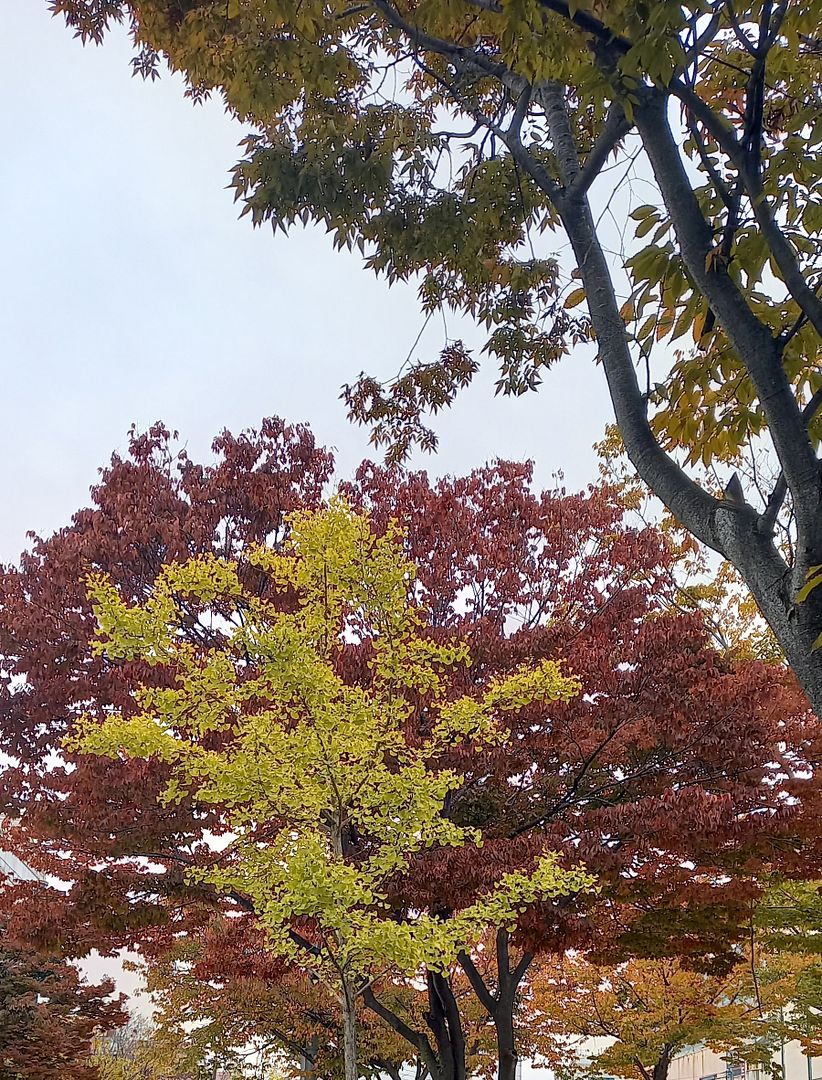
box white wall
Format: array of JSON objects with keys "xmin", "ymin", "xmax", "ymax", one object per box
[{"xmin": 669, "ymin": 1042, "xmax": 822, "ymax": 1080}]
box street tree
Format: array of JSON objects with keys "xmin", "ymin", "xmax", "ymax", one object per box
[{"xmin": 0, "ymin": 932, "xmax": 123, "ymax": 1080}]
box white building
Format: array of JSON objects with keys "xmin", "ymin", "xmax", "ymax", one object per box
[{"xmin": 668, "ymin": 1044, "xmax": 822, "ymax": 1080}]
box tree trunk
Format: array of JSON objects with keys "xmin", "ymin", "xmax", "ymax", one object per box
[
  {"xmin": 495, "ymin": 999, "xmax": 518, "ymax": 1080},
  {"xmin": 541, "ymin": 89, "xmax": 822, "ymax": 719},
  {"xmin": 714, "ymin": 508, "xmax": 822, "ymax": 712},
  {"xmin": 426, "ymin": 971, "xmax": 467, "ymax": 1080},
  {"xmin": 493, "ymin": 931, "xmax": 529, "ymax": 1080},
  {"xmin": 652, "ymin": 1047, "xmax": 673, "ymax": 1080},
  {"xmin": 458, "ymin": 931, "xmax": 529, "ymax": 1080},
  {"xmin": 341, "ymin": 975, "xmax": 359, "ymax": 1080}
]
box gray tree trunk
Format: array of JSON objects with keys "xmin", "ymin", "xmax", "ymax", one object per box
[{"xmin": 341, "ymin": 976, "xmax": 359, "ymax": 1080}]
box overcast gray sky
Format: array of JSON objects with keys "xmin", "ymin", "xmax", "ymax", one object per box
[{"xmin": 0, "ymin": 0, "xmax": 618, "ymax": 563}]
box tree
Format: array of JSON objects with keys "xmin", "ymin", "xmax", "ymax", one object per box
[
  {"xmin": 69, "ymin": 500, "xmax": 591, "ymax": 1080},
  {"xmin": 0, "ymin": 932, "xmax": 124, "ymax": 1080},
  {"xmin": 523, "ymin": 944, "xmax": 822, "ymax": 1080},
  {"xmin": 1, "ymin": 421, "xmax": 818, "ymax": 1080},
  {"xmin": 754, "ymin": 879, "xmax": 822, "ymax": 1051},
  {"xmin": 92, "ymin": 1018, "xmax": 168, "ymax": 1080},
  {"xmin": 52, "ymin": 0, "xmax": 822, "ymax": 710}
]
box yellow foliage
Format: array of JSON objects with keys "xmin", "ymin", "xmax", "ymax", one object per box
[{"xmin": 69, "ymin": 501, "xmax": 593, "ymax": 997}]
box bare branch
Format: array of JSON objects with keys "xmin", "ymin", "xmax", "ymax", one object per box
[
  {"xmin": 457, "ymin": 951, "xmax": 498, "ymax": 1016},
  {"xmin": 537, "ymin": 81, "xmax": 581, "ymax": 182},
  {"xmin": 569, "ymin": 103, "xmax": 631, "ymax": 198},
  {"xmin": 724, "ymin": 0, "xmax": 759, "ymax": 55}
]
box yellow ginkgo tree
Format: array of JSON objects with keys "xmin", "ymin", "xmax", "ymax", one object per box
[{"xmin": 69, "ymin": 501, "xmax": 592, "ymax": 1080}]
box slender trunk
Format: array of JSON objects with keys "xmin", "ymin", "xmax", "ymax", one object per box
[
  {"xmin": 426, "ymin": 971, "xmax": 467, "ymax": 1080},
  {"xmin": 493, "ymin": 932, "xmax": 529, "ymax": 1080},
  {"xmin": 459, "ymin": 931, "xmax": 529, "ymax": 1080},
  {"xmin": 341, "ymin": 975, "xmax": 359, "ymax": 1080}
]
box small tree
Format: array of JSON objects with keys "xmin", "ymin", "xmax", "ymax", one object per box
[
  {"xmin": 140, "ymin": 923, "xmax": 427, "ymax": 1079},
  {"xmin": 70, "ymin": 501, "xmax": 591, "ymax": 1080},
  {"xmin": 92, "ymin": 1015, "xmax": 248, "ymax": 1080},
  {"xmin": 754, "ymin": 879, "xmax": 822, "ymax": 1056}
]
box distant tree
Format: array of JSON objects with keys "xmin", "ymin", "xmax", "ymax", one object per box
[
  {"xmin": 524, "ymin": 947, "xmax": 822, "ymax": 1080},
  {"xmin": 141, "ymin": 920, "xmax": 431, "ymax": 1079},
  {"xmin": 0, "ymin": 933, "xmax": 123, "ymax": 1080},
  {"xmin": 754, "ymin": 879, "xmax": 822, "ymax": 1053},
  {"xmin": 92, "ymin": 1015, "xmax": 247, "ymax": 1080}
]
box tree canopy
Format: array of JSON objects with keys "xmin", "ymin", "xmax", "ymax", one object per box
[
  {"xmin": 524, "ymin": 945, "xmax": 822, "ymax": 1080},
  {"xmin": 2, "ymin": 419, "xmax": 820, "ymax": 1080},
  {"xmin": 51, "ymin": 0, "xmax": 822, "ymax": 711}
]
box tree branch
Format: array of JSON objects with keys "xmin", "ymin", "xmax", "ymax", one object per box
[
  {"xmin": 532, "ymin": 0, "xmax": 632, "ymax": 54},
  {"xmin": 511, "ymin": 950, "xmax": 534, "ymax": 986},
  {"xmin": 537, "ymin": 81, "xmax": 582, "ymax": 182},
  {"xmin": 670, "ymin": 79, "xmax": 822, "ymax": 343},
  {"xmin": 361, "ymin": 984, "xmax": 440, "ymax": 1077},
  {"xmin": 496, "ymin": 927, "xmax": 510, "ymax": 991},
  {"xmin": 634, "ymin": 90, "xmax": 821, "ymax": 536},
  {"xmin": 457, "ymin": 951, "xmax": 498, "ymax": 1016},
  {"xmin": 536, "ymin": 88, "xmax": 724, "ymax": 552},
  {"xmin": 677, "ymin": 6, "xmax": 724, "ymax": 73},
  {"xmin": 803, "ymin": 385, "xmax": 822, "ymax": 428},
  {"xmin": 372, "ymin": 0, "xmax": 516, "ymax": 86},
  {"xmin": 724, "ymin": 0, "xmax": 759, "ymax": 55},
  {"xmin": 686, "ymin": 113, "xmax": 734, "ymax": 209},
  {"xmin": 431, "ymin": 971, "xmax": 466, "ymax": 1077},
  {"xmin": 569, "ymin": 103, "xmax": 631, "ymax": 198}
]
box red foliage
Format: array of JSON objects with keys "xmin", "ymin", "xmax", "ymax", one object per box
[
  {"xmin": 0, "ymin": 933, "xmax": 124, "ymax": 1079},
  {"xmin": 0, "ymin": 419, "xmax": 333, "ymax": 956},
  {"xmin": 345, "ymin": 461, "xmax": 819, "ymax": 955}
]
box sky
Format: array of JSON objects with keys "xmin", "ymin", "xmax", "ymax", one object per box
[{"xmin": 0, "ymin": 0, "xmax": 616, "ymax": 565}]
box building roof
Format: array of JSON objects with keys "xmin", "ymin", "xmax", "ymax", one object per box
[{"xmin": 0, "ymin": 849, "xmax": 41, "ymax": 881}]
